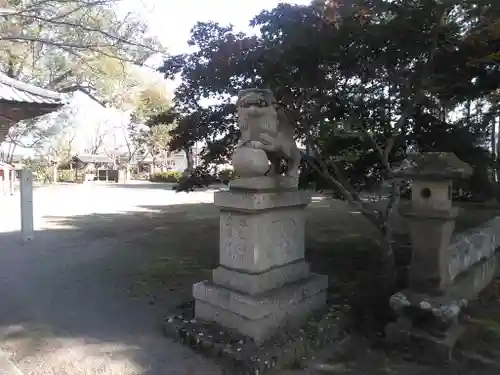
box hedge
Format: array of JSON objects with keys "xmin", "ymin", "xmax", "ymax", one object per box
[{"xmin": 149, "ymin": 171, "xmax": 183, "ymax": 183}]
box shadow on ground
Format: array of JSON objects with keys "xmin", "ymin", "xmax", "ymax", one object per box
[
  {"xmin": 0, "ymin": 201, "xmax": 223, "ymax": 375},
  {"xmin": 108, "ymin": 182, "xmax": 228, "ymax": 192}
]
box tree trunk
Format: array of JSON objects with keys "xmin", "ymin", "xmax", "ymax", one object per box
[
  {"xmin": 496, "ymin": 116, "xmax": 500, "ymax": 182},
  {"xmin": 466, "ymin": 100, "xmax": 472, "ymax": 127},
  {"xmin": 53, "ymin": 164, "xmax": 58, "ymax": 184},
  {"xmin": 184, "ymin": 146, "xmax": 194, "ymax": 172},
  {"xmin": 7, "ymin": 143, "xmax": 16, "ymax": 164},
  {"xmin": 492, "ymin": 116, "xmax": 497, "ymax": 181}
]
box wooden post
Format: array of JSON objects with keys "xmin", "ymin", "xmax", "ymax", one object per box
[
  {"xmin": 9, "ymin": 169, "xmax": 14, "ymax": 195},
  {"xmin": 20, "ymin": 169, "xmax": 34, "ymax": 242},
  {"xmin": 1, "ymin": 165, "xmax": 7, "ymax": 195}
]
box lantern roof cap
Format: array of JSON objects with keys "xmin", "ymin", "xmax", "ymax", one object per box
[{"xmin": 395, "ymin": 152, "xmax": 473, "ymax": 181}]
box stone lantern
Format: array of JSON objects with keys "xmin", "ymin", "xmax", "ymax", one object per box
[
  {"xmin": 386, "ymin": 152, "xmax": 474, "ymax": 358},
  {"xmin": 397, "ymin": 152, "xmax": 473, "ymax": 294}
]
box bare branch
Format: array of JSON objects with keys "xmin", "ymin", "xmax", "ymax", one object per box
[
  {"xmin": 6, "ymin": 11, "xmax": 159, "ymax": 56},
  {"xmin": 304, "ymin": 152, "xmax": 383, "ymax": 228},
  {"xmin": 0, "ymin": 36, "xmax": 158, "ymax": 68}
]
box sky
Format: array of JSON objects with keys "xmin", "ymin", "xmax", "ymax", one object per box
[
  {"xmin": 120, "ymin": 0, "xmax": 311, "ymax": 55},
  {"xmin": 118, "ymin": 0, "xmax": 313, "ymax": 109}
]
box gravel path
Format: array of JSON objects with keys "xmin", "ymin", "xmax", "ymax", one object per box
[{"xmin": 0, "ymin": 183, "xmax": 223, "ymax": 375}]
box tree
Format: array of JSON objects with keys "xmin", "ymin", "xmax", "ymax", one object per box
[
  {"xmin": 148, "ymin": 104, "xmax": 236, "ymax": 173},
  {"xmin": 37, "ymin": 103, "xmax": 78, "ymax": 163},
  {"xmin": 2, "ymin": 118, "xmax": 57, "ymax": 162},
  {"xmin": 0, "ymin": 0, "xmax": 166, "ymax": 154},
  {"xmin": 121, "ymin": 119, "xmax": 148, "ymax": 164},
  {"xmin": 132, "ymin": 85, "xmax": 171, "ymax": 122},
  {"xmin": 84, "ymin": 121, "xmax": 108, "ymax": 154},
  {"xmin": 0, "ymin": 0, "xmax": 163, "ymax": 85},
  {"xmin": 148, "ymin": 123, "xmax": 174, "ymax": 170},
  {"xmin": 153, "ymin": 0, "xmax": 500, "ymax": 292},
  {"xmin": 43, "ymin": 130, "xmax": 76, "ymax": 181},
  {"xmin": 116, "ymin": 84, "xmax": 173, "ymax": 168},
  {"xmin": 1, "ymin": 98, "xmax": 80, "ymax": 163}
]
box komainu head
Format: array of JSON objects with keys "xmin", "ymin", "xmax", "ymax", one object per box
[
  {"xmin": 236, "ymin": 88, "xmax": 276, "ymax": 109},
  {"xmin": 236, "ymin": 88, "xmax": 278, "ymax": 132}
]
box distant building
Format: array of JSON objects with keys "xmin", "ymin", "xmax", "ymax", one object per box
[
  {"xmin": 122, "ymin": 148, "xmax": 200, "ymax": 175},
  {"xmin": 71, "ymin": 154, "xmax": 114, "ymax": 171},
  {"xmin": 0, "ymin": 161, "xmax": 15, "ymax": 195},
  {"xmin": 165, "ymin": 150, "xmax": 189, "ymax": 172}
]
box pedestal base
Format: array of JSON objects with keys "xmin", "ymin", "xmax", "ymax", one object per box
[
  {"xmin": 164, "ymin": 301, "xmax": 345, "ymax": 375},
  {"xmin": 229, "ymin": 176, "xmax": 297, "ymax": 191},
  {"xmin": 386, "ymin": 253, "xmax": 500, "ymax": 362},
  {"xmin": 212, "ymin": 260, "xmax": 311, "ymax": 295},
  {"xmin": 385, "ymin": 321, "xmax": 465, "ymax": 364},
  {"xmin": 194, "ymin": 274, "xmax": 328, "ymax": 343}
]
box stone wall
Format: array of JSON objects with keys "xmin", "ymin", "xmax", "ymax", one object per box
[{"xmin": 448, "ymin": 217, "xmax": 500, "ymax": 282}]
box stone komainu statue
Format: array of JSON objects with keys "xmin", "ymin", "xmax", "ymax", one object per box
[{"xmin": 232, "ymin": 88, "xmax": 301, "ymax": 185}]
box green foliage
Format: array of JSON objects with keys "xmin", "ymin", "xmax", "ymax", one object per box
[
  {"xmin": 125, "ymin": 88, "xmax": 173, "ymax": 165},
  {"xmin": 217, "ymin": 168, "xmax": 236, "ymax": 184},
  {"xmin": 131, "ymin": 86, "xmax": 172, "ymax": 123},
  {"xmin": 57, "ymin": 169, "xmax": 75, "ymax": 183},
  {"xmin": 173, "ymin": 167, "xmax": 217, "ymax": 192},
  {"xmin": 149, "ymin": 171, "xmax": 183, "ymax": 183},
  {"xmin": 22, "ymin": 158, "xmax": 50, "ymax": 183}
]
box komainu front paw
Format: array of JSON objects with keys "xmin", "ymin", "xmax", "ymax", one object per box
[{"xmin": 249, "ymin": 141, "xmax": 265, "ymax": 148}]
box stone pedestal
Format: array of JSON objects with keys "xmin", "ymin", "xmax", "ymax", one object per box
[
  {"xmin": 193, "ymin": 188, "xmax": 327, "ymax": 343},
  {"xmin": 164, "ymin": 88, "xmax": 338, "ymax": 373},
  {"xmin": 229, "ymin": 176, "xmax": 297, "ymax": 191}
]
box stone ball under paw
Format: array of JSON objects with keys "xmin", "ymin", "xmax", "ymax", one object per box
[{"xmin": 232, "ymin": 147, "xmax": 269, "ymax": 177}]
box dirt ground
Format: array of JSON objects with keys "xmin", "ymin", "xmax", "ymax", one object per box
[
  {"xmin": 1, "ymin": 183, "xmax": 500, "ymax": 375},
  {"xmin": 0, "ymin": 183, "xmax": 223, "ymax": 375}
]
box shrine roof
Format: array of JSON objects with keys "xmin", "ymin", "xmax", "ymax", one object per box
[{"xmin": 0, "ymin": 72, "xmax": 66, "ymax": 105}]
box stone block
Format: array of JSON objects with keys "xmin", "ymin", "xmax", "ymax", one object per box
[
  {"xmin": 212, "ymin": 260, "xmax": 310, "ymax": 295},
  {"xmin": 214, "ymin": 189, "xmax": 311, "ymax": 212},
  {"xmin": 411, "ymin": 180, "xmax": 452, "ymax": 211},
  {"xmin": 385, "ymin": 321, "xmax": 465, "ymax": 364},
  {"xmin": 163, "ymin": 302, "xmax": 346, "ymax": 375},
  {"xmin": 194, "ymin": 274, "xmax": 327, "ymax": 319},
  {"xmin": 404, "ymin": 213, "xmax": 457, "ymax": 293},
  {"xmin": 229, "ymin": 176, "xmax": 297, "ymax": 191},
  {"xmin": 219, "ymin": 206, "xmax": 307, "ymax": 273},
  {"xmin": 193, "ymin": 274, "xmax": 328, "ymax": 343},
  {"xmin": 448, "ymin": 216, "xmax": 500, "ymax": 282},
  {"xmin": 390, "ymin": 254, "xmax": 500, "ymax": 329},
  {"xmin": 447, "ymin": 253, "xmax": 499, "ymax": 301}
]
